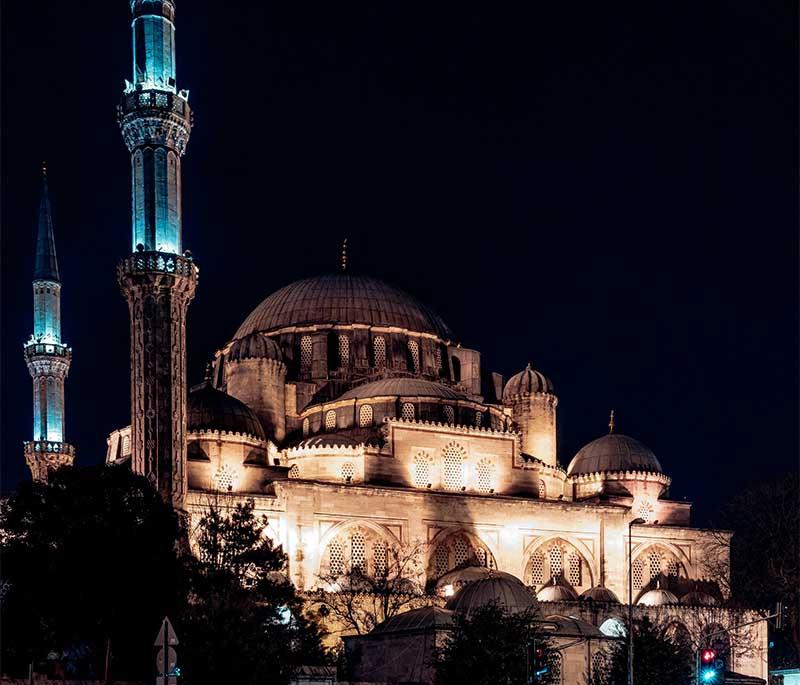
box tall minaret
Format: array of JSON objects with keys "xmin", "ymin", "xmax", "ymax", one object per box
[
  {"xmin": 24, "ymin": 164, "xmax": 75, "ymax": 481},
  {"xmin": 117, "ymin": 0, "xmax": 197, "ymax": 510}
]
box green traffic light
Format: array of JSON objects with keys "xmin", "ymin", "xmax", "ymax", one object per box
[{"xmin": 700, "ymin": 667, "xmax": 719, "ymax": 683}]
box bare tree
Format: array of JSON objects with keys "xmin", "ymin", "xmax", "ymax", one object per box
[{"xmin": 313, "ymin": 539, "xmax": 430, "ymax": 636}]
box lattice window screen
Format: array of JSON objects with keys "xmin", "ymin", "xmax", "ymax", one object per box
[
  {"xmin": 374, "ymin": 541, "xmax": 387, "ymax": 578},
  {"xmin": 453, "ymin": 537, "xmax": 470, "ymax": 567},
  {"xmin": 359, "ymin": 404, "xmax": 373, "ymax": 427},
  {"xmin": 443, "ymin": 405, "xmax": 455, "ymax": 424},
  {"xmin": 549, "ymin": 546, "xmax": 563, "ymax": 579},
  {"xmin": 329, "ymin": 539, "xmax": 344, "ymax": 576},
  {"xmin": 549, "ymin": 652, "xmax": 563, "ymax": 684},
  {"xmin": 648, "ymin": 551, "xmax": 662, "ymax": 580},
  {"xmin": 300, "ymin": 335, "xmax": 313, "ymax": 369},
  {"xmin": 442, "ymin": 444, "xmax": 465, "ymax": 491},
  {"xmin": 215, "ymin": 465, "xmax": 234, "ymax": 491},
  {"xmin": 338, "ymin": 335, "xmax": 350, "ymax": 366},
  {"xmin": 401, "ymin": 402, "xmax": 415, "ymax": 421},
  {"xmin": 373, "ymin": 336, "xmax": 386, "ymax": 367},
  {"xmin": 434, "ymin": 346, "xmax": 442, "ymax": 372},
  {"xmin": 638, "ymin": 501, "xmax": 654, "ymax": 523},
  {"xmin": 288, "ymin": 464, "xmax": 300, "ymax": 479},
  {"xmin": 475, "ymin": 411, "xmax": 483, "ymax": 427},
  {"xmin": 341, "ymin": 462, "xmax": 355, "ymax": 483},
  {"xmin": 435, "ymin": 545, "xmax": 449, "ymax": 577},
  {"xmin": 325, "ymin": 410, "xmax": 337, "ymax": 430},
  {"xmin": 538, "ymin": 480, "xmax": 546, "ymax": 499},
  {"xmin": 408, "ymin": 340, "xmax": 420, "ymax": 373},
  {"xmin": 530, "ymin": 553, "xmax": 545, "ymax": 584},
  {"xmin": 667, "ymin": 559, "xmax": 679, "ymax": 577},
  {"xmin": 302, "ymin": 418, "xmax": 309, "ymax": 436},
  {"xmin": 413, "ymin": 453, "xmax": 431, "ymax": 488},
  {"xmin": 476, "ymin": 548, "xmax": 487, "ymax": 567},
  {"xmin": 632, "ymin": 559, "xmax": 645, "ymax": 589},
  {"xmin": 568, "ymin": 554, "xmax": 582, "ymax": 586},
  {"xmin": 351, "ymin": 533, "xmax": 366, "ymax": 572},
  {"xmin": 592, "ymin": 653, "xmax": 607, "ymax": 684},
  {"xmin": 476, "ymin": 458, "xmax": 494, "ymax": 493}
]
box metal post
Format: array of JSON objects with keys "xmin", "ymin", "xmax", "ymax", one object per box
[{"xmin": 628, "ymin": 518, "xmax": 644, "ymax": 685}]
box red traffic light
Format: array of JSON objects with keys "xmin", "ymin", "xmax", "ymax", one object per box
[{"xmin": 701, "ymin": 648, "xmax": 717, "ymax": 664}]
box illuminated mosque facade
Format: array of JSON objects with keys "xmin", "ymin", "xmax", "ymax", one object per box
[{"xmin": 24, "ymin": 2, "xmax": 768, "ymax": 682}]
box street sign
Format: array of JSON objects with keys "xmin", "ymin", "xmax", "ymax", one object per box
[
  {"xmin": 154, "ymin": 617, "xmax": 180, "ymax": 685},
  {"xmin": 156, "ymin": 647, "xmax": 177, "ymax": 675},
  {"xmin": 154, "ymin": 617, "xmax": 179, "ymax": 647}
]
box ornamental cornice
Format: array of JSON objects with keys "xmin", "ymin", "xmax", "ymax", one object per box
[
  {"xmin": 568, "ymin": 469, "xmax": 671, "ymax": 486},
  {"xmin": 226, "ymin": 357, "xmax": 287, "ymax": 373},
  {"xmin": 503, "ymin": 390, "xmax": 559, "ymax": 406},
  {"xmin": 284, "ymin": 443, "xmax": 365, "ymax": 457},
  {"xmin": 301, "ymin": 394, "xmax": 502, "ymax": 418},
  {"xmin": 187, "ymin": 429, "xmax": 269, "ymax": 448},
  {"xmin": 224, "ymin": 323, "xmax": 453, "ymax": 346},
  {"xmin": 384, "ymin": 416, "xmax": 515, "ymax": 439}
]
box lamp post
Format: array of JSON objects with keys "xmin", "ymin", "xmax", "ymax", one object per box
[{"xmin": 628, "ymin": 517, "xmax": 645, "ymax": 685}]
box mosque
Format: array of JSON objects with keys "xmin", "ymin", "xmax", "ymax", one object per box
[{"xmin": 23, "ymin": 1, "xmax": 768, "ymax": 683}]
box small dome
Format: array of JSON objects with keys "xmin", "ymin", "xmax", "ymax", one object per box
[
  {"xmin": 445, "ymin": 575, "xmax": 539, "ymax": 617},
  {"xmin": 234, "ymin": 273, "xmax": 453, "ymax": 340},
  {"xmin": 567, "ymin": 433, "xmax": 663, "ymax": 477},
  {"xmin": 637, "ymin": 587, "xmax": 679, "ymax": 606},
  {"xmin": 227, "ymin": 332, "xmax": 282, "ymax": 362},
  {"xmin": 503, "ymin": 364, "xmax": 554, "ymax": 401},
  {"xmin": 188, "ymin": 382, "xmax": 266, "ymax": 440},
  {"xmin": 338, "ymin": 377, "xmax": 468, "ymax": 402},
  {"xmin": 544, "ymin": 615, "xmax": 605, "ymax": 639},
  {"xmin": 680, "ymin": 591, "xmax": 717, "ymax": 606},
  {"xmin": 371, "ymin": 606, "xmax": 454, "ymax": 634},
  {"xmin": 536, "ymin": 580, "xmax": 579, "ymax": 602},
  {"xmin": 435, "ymin": 567, "xmax": 523, "ymax": 594},
  {"xmin": 294, "ymin": 433, "xmax": 363, "ymax": 450},
  {"xmin": 580, "ymin": 586, "xmax": 620, "ymax": 603}
]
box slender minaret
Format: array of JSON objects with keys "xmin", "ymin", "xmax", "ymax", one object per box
[
  {"xmin": 24, "ymin": 164, "xmax": 75, "ymax": 481},
  {"xmin": 117, "ymin": 0, "xmax": 197, "ymax": 510}
]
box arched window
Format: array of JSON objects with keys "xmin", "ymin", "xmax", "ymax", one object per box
[
  {"xmin": 338, "ymin": 334, "xmax": 350, "ymax": 367},
  {"xmin": 372, "ymin": 336, "xmax": 386, "ymax": 367},
  {"xmin": 323, "ymin": 527, "xmax": 394, "ymax": 580},
  {"xmin": 648, "ymin": 551, "xmax": 663, "ymax": 580},
  {"xmin": 302, "ymin": 418, "xmax": 310, "ymax": 436},
  {"xmin": 548, "ymin": 546, "xmax": 563, "ymax": 579},
  {"xmin": 632, "ymin": 559, "xmax": 645, "ymax": 589},
  {"xmin": 325, "ymin": 410, "xmax": 337, "ymax": 430},
  {"xmin": 300, "ymin": 335, "xmax": 313, "ymax": 370},
  {"xmin": 435, "ymin": 545, "xmax": 449, "ymax": 577},
  {"xmin": 538, "ymin": 480, "xmax": 546, "ymax": 499},
  {"xmin": 549, "ymin": 652, "xmax": 562, "ymax": 684},
  {"xmin": 341, "ymin": 462, "xmax": 355, "ymax": 483},
  {"xmin": 443, "ymin": 405, "xmax": 455, "ymax": 424},
  {"xmin": 400, "ymin": 402, "xmax": 415, "ymax": 421},
  {"xmin": 474, "ymin": 411, "xmax": 483, "ymax": 427},
  {"xmin": 592, "ymin": 652, "xmax": 608, "ymax": 684},
  {"xmin": 666, "ymin": 559, "xmax": 679, "ymax": 576},
  {"xmin": 429, "ymin": 531, "xmax": 495, "ymax": 580},
  {"xmin": 122, "ymin": 433, "xmax": 132, "ymax": 456},
  {"xmin": 476, "ymin": 458, "xmax": 494, "ymax": 493},
  {"xmin": 329, "ymin": 539, "xmax": 344, "ymax": 576},
  {"xmin": 529, "ymin": 553, "xmax": 545, "ymax": 585},
  {"xmin": 413, "ymin": 453, "xmax": 433, "ymax": 488},
  {"xmin": 351, "ymin": 533, "xmax": 366, "ymax": 572},
  {"xmin": 638, "ymin": 500, "xmax": 655, "ymax": 523},
  {"xmin": 288, "ymin": 464, "xmax": 300, "ymax": 479},
  {"xmin": 452, "ymin": 356, "xmax": 461, "ymax": 383},
  {"xmin": 434, "ymin": 346, "xmax": 443, "ymax": 374},
  {"xmin": 373, "ymin": 541, "xmax": 388, "ymax": 578},
  {"xmin": 453, "ymin": 536, "xmax": 470, "ymax": 567},
  {"xmin": 568, "ymin": 553, "xmax": 582, "ymax": 586},
  {"xmin": 214, "ymin": 465, "xmax": 235, "ymax": 491},
  {"xmin": 359, "ymin": 404, "xmax": 373, "ymax": 428},
  {"xmin": 407, "ymin": 340, "xmax": 420, "ymax": 373},
  {"xmin": 442, "ymin": 443, "xmax": 466, "ymax": 491}
]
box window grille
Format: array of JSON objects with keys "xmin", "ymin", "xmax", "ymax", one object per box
[
  {"xmin": 549, "ymin": 546, "xmax": 563, "ymax": 579},
  {"xmin": 638, "ymin": 501, "xmax": 654, "ymax": 523},
  {"xmin": 215, "ymin": 465, "xmax": 234, "ymax": 491},
  {"xmin": 122, "ymin": 434, "xmax": 131, "ymax": 456},
  {"xmin": 453, "ymin": 536, "xmax": 470, "ymax": 567},
  {"xmin": 300, "ymin": 335, "xmax": 313, "ymax": 370},
  {"xmin": 288, "ymin": 464, "xmax": 300, "ymax": 479},
  {"xmin": 413, "ymin": 453, "xmax": 432, "ymax": 488},
  {"xmin": 351, "ymin": 533, "xmax": 366, "ymax": 572},
  {"xmin": 592, "ymin": 653, "xmax": 607, "ymax": 684},
  {"xmin": 443, "ymin": 405, "xmax": 455, "ymax": 424},
  {"xmin": 329, "ymin": 539, "xmax": 344, "ymax": 576},
  {"xmin": 632, "ymin": 559, "xmax": 644, "ymax": 589},
  {"xmin": 538, "ymin": 480, "xmax": 546, "ymax": 499},
  {"xmin": 373, "ymin": 336, "xmax": 386, "ymax": 367},
  {"xmin": 530, "ymin": 553, "xmax": 545, "ymax": 584},
  {"xmin": 155, "ymin": 92, "xmax": 168, "ymax": 107},
  {"xmin": 666, "ymin": 559, "xmax": 679, "ymax": 577},
  {"xmin": 374, "ymin": 541, "xmax": 387, "ymax": 578},
  {"xmin": 359, "ymin": 404, "xmax": 373, "ymax": 427},
  {"xmin": 401, "ymin": 402, "xmax": 415, "ymax": 421},
  {"xmin": 549, "ymin": 652, "xmax": 562, "ymax": 684},
  {"xmin": 474, "ymin": 411, "xmax": 483, "ymax": 427},
  {"xmin": 476, "ymin": 458, "xmax": 494, "ymax": 493},
  {"xmin": 341, "ymin": 462, "xmax": 355, "ymax": 483},
  {"xmin": 442, "ymin": 443, "xmax": 465, "ymax": 490},
  {"xmin": 435, "ymin": 545, "xmax": 449, "ymax": 577},
  {"xmin": 408, "ymin": 340, "xmax": 420, "ymax": 373},
  {"xmin": 338, "ymin": 335, "xmax": 350, "ymax": 366},
  {"xmin": 434, "ymin": 346, "xmax": 443, "ymax": 372},
  {"xmin": 476, "ymin": 548, "xmax": 487, "ymax": 567},
  {"xmin": 302, "ymin": 418, "xmax": 309, "ymax": 436},
  {"xmin": 648, "ymin": 551, "xmax": 662, "ymax": 580},
  {"xmin": 325, "ymin": 410, "xmax": 337, "ymax": 430},
  {"xmin": 568, "ymin": 554, "xmax": 582, "ymax": 586}
]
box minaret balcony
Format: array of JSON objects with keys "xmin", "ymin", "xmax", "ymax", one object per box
[
  {"xmin": 119, "ymin": 88, "xmax": 190, "ymax": 118},
  {"xmin": 24, "ymin": 339, "xmax": 71, "ymax": 361},
  {"xmin": 119, "ymin": 250, "xmax": 198, "ymax": 278},
  {"xmin": 118, "ymin": 89, "xmax": 192, "ymax": 154},
  {"xmin": 24, "ymin": 441, "xmax": 75, "ymax": 457}
]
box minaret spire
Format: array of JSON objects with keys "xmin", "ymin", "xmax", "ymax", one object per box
[
  {"xmin": 117, "ymin": 0, "xmax": 196, "ymax": 510},
  {"xmin": 24, "ymin": 165, "xmax": 75, "ymax": 481}
]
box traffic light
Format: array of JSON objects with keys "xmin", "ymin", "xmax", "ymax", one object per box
[
  {"xmin": 529, "ymin": 640, "xmax": 549, "ymax": 681},
  {"xmin": 698, "ymin": 647, "xmax": 725, "ymax": 684}
]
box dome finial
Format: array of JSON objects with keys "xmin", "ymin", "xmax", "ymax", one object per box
[
  {"xmin": 341, "ymin": 237, "xmax": 348, "ymax": 272},
  {"xmin": 204, "ymin": 361, "xmax": 213, "ymax": 382},
  {"xmin": 41, "ymin": 160, "xmax": 48, "ymax": 178},
  {"xmin": 608, "ymin": 409, "xmax": 615, "ymax": 434}
]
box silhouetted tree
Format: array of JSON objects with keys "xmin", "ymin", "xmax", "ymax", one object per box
[{"xmin": 0, "ymin": 464, "xmax": 185, "ymax": 679}]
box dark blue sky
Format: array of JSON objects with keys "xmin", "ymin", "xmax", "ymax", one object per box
[{"xmin": 2, "ymin": 1, "xmax": 797, "ymax": 524}]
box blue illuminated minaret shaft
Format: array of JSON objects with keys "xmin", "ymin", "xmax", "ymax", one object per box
[
  {"xmin": 24, "ymin": 165, "xmax": 75, "ymax": 481},
  {"xmin": 118, "ymin": 0, "xmax": 197, "ymax": 510}
]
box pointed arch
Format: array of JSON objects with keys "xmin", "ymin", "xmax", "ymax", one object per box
[
  {"xmin": 426, "ymin": 528, "xmax": 497, "ymax": 581},
  {"xmin": 523, "ymin": 536, "xmax": 595, "ymax": 591}
]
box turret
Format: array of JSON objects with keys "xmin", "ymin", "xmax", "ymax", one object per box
[
  {"xmin": 24, "ymin": 164, "xmax": 75, "ymax": 481},
  {"xmin": 503, "ymin": 363, "xmax": 558, "ymax": 467}
]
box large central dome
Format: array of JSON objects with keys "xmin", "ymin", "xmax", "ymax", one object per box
[{"xmin": 234, "ymin": 274, "xmax": 453, "ymax": 340}]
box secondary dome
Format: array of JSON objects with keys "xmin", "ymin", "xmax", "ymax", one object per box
[
  {"xmin": 536, "ymin": 580, "xmax": 579, "ymax": 602},
  {"xmin": 339, "ymin": 377, "xmax": 468, "ymax": 402},
  {"xmin": 580, "ymin": 586, "xmax": 620, "ymax": 603},
  {"xmin": 680, "ymin": 591, "xmax": 717, "ymax": 606},
  {"xmin": 371, "ymin": 606, "xmax": 454, "ymax": 635},
  {"xmin": 503, "ymin": 363, "xmax": 554, "ymax": 401},
  {"xmin": 445, "ymin": 575, "xmax": 539, "ymax": 617},
  {"xmin": 567, "ymin": 433, "xmax": 662, "ymax": 477},
  {"xmin": 637, "ymin": 587, "xmax": 679, "ymax": 607},
  {"xmin": 435, "ymin": 567, "xmax": 523, "ymax": 595},
  {"xmin": 234, "ymin": 274, "xmax": 453, "ymax": 340},
  {"xmin": 227, "ymin": 332, "xmax": 282, "ymax": 362},
  {"xmin": 188, "ymin": 382, "xmax": 266, "ymax": 440}
]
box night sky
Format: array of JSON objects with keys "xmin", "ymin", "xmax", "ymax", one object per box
[{"xmin": 2, "ymin": 2, "xmax": 797, "ymax": 524}]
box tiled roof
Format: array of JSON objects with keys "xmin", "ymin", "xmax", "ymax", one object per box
[{"xmin": 567, "ymin": 433, "xmax": 662, "ymax": 477}]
